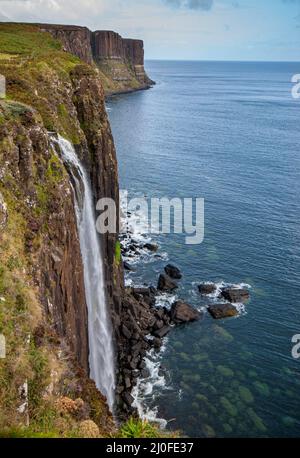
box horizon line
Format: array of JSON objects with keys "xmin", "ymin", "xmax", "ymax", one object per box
[{"xmin": 145, "ymin": 58, "xmax": 300, "ymax": 63}]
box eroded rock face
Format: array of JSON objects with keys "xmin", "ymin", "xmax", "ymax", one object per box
[
  {"xmin": 0, "ymin": 109, "xmax": 89, "ymax": 371},
  {"xmin": 39, "ymin": 24, "xmax": 93, "ymax": 64},
  {"xmin": 92, "ymin": 30, "xmax": 125, "ymax": 60}
]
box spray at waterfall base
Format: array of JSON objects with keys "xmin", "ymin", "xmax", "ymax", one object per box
[{"xmin": 96, "ymin": 191, "xmax": 205, "ymax": 246}]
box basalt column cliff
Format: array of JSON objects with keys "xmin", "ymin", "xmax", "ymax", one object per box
[{"xmin": 38, "ymin": 24, "xmax": 154, "ymax": 95}]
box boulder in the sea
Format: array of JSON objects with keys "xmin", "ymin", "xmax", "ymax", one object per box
[
  {"xmin": 122, "ymin": 391, "xmax": 134, "ymax": 406},
  {"xmin": 157, "ymin": 273, "xmax": 178, "ymax": 291},
  {"xmin": 198, "ymin": 283, "xmax": 216, "ymax": 295},
  {"xmin": 164, "ymin": 264, "xmax": 182, "ymax": 280},
  {"xmin": 208, "ymin": 303, "xmax": 238, "ymax": 319},
  {"xmin": 153, "ymin": 325, "xmax": 171, "ymax": 339},
  {"xmin": 123, "ymin": 261, "xmax": 135, "ymax": 271},
  {"xmin": 170, "ymin": 300, "xmax": 201, "ymax": 324},
  {"xmin": 221, "ymin": 288, "xmax": 250, "ymax": 303},
  {"xmin": 144, "ymin": 243, "xmax": 158, "ymax": 252}
]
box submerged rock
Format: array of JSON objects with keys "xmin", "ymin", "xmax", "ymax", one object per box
[
  {"xmin": 208, "ymin": 303, "xmax": 238, "ymax": 319},
  {"xmin": 144, "ymin": 242, "xmax": 158, "ymax": 252},
  {"xmin": 164, "ymin": 264, "xmax": 182, "ymax": 279},
  {"xmin": 123, "ymin": 261, "xmax": 135, "ymax": 271},
  {"xmin": 220, "ymin": 287, "xmax": 250, "ymax": 303},
  {"xmin": 198, "ymin": 283, "xmax": 216, "ymax": 295},
  {"xmin": 157, "ymin": 273, "xmax": 178, "ymax": 291},
  {"xmin": 170, "ymin": 300, "xmax": 201, "ymax": 324}
]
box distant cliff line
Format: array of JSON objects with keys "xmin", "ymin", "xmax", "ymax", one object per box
[{"xmin": 37, "ymin": 23, "xmax": 154, "ymax": 95}]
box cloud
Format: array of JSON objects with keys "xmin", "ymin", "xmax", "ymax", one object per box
[{"xmin": 163, "ymin": 0, "xmax": 213, "ymax": 11}]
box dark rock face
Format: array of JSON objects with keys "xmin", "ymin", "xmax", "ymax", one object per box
[
  {"xmin": 116, "ymin": 288, "xmax": 171, "ymax": 415},
  {"xmin": 123, "ymin": 39, "xmax": 144, "ymax": 65},
  {"xmin": 157, "ymin": 273, "xmax": 178, "ymax": 291},
  {"xmin": 0, "ymin": 111, "xmax": 89, "ymax": 372},
  {"xmin": 92, "ymin": 30, "xmax": 125, "ymax": 60},
  {"xmin": 220, "ymin": 288, "xmax": 250, "ymax": 303},
  {"xmin": 208, "ymin": 303, "xmax": 238, "ymax": 319},
  {"xmin": 164, "ymin": 264, "xmax": 182, "ymax": 280},
  {"xmin": 170, "ymin": 301, "xmax": 201, "ymax": 324},
  {"xmin": 198, "ymin": 283, "xmax": 216, "ymax": 295},
  {"xmin": 132, "ymin": 287, "xmax": 156, "ymax": 307}
]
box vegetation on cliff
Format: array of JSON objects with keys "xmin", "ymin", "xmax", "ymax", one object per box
[
  {"xmin": 0, "ymin": 23, "xmax": 113, "ymax": 438},
  {"xmin": 0, "ymin": 22, "xmax": 166, "ymax": 439}
]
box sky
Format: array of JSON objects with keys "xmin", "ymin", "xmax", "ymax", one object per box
[{"xmin": 0, "ymin": 0, "xmax": 299, "ymax": 61}]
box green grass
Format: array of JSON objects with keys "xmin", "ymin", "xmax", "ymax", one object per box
[
  {"xmin": 115, "ymin": 241, "xmax": 122, "ymax": 267},
  {"xmin": 0, "ymin": 23, "xmax": 61, "ymax": 56},
  {"xmin": 118, "ymin": 418, "xmax": 161, "ymax": 438}
]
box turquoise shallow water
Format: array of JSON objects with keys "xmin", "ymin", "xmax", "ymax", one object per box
[{"xmin": 107, "ymin": 61, "xmax": 300, "ymax": 437}]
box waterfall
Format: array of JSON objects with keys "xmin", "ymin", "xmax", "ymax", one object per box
[{"xmin": 53, "ymin": 135, "xmax": 115, "ymax": 411}]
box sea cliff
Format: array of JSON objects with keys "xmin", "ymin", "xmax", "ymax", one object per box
[{"xmin": 38, "ymin": 24, "xmax": 154, "ymax": 95}]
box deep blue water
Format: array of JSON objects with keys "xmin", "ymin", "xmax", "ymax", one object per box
[{"xmin": 107, "ymin": 61, "xmax": 300, "ymax": 438}]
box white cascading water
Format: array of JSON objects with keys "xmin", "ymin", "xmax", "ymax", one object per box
[{"xmin": 53, "ymin": 135, "xmax": 115, "ymax": 411}]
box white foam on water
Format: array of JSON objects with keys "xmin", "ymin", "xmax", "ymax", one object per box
[
  {"xmin": 155, "ymin": 292, "xmax": 178, "ymax": 310},
  {"xmin": 195, "ymin": 280, "xmax": 251, "ymax": 316},
  {"xmin": 132, "ymin": 345, "xmax": 169, "ymax": 429}
]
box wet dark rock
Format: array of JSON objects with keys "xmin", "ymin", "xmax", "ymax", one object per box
[
  {"xmin": 141, "ymin": 368, "xmax": 150, "ymax": 379},
  {"xmin": 132, "ymin": 287, "xmax": 156, "ymax": 307},
  {"xmin": 157, "ymin": 273, "xmax": 178, "ymax": 291},
  {"xmin": 155, "ymin": 308, "xmax": 165, "ymax": 320},
  {"xmin": 164, "ymin": 264, "xmax": 182, "ymax": 280},
  {"xmin": 208, "ymin": 303, "xmax": 238, "ymax": 319},
  {"xmin": 123, "ymin": 261, "xmax": 135, "ymax": 271},
  {"xmin": 198, "ymin": 283, "xmax": 216, "ymax": 295},
  {"xmin": 122, "ymin": 391, "xmax": 134, "ymax": 406},
  {"xmin": 153, "ymin": 325, "xmax": 171, "ymax": 339},
  {"xmin": 153, "ymin": 319, "xmax": 164, "ymax": 331},
  {"xmin": 170, "ymin": 300, "xmax": 201, "ymax": 324},
  {"xmin": 144, "ymin": 243, "xmax": 158, "ymax": 252},
  {"xmin": 153, "ymin": 337, "xmax": 162, "ymax": 349},
  {"xmin": 220, "ymin": 288, "xmax": 250, "ymax": 303}
]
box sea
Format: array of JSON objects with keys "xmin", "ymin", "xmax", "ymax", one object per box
[{"xmin": 107, "ymin": 60, "xmax": 300, "ymax": 438}]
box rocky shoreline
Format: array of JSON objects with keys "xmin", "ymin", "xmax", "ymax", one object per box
[{"xmin": 116, "ymin": 219, "xmax": 251, "ymax": 416}]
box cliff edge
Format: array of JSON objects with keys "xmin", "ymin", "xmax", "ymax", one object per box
[{"xmin": 38, "ymin": 23, "xmax": 154, "ymax": 95}]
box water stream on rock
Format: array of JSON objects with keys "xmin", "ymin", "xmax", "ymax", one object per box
[{"xmin": 54, "ymin": 135, "xmax": 115, "ymax": 411}]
